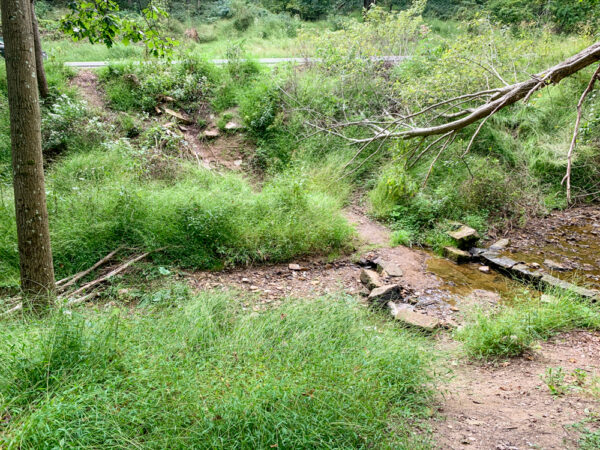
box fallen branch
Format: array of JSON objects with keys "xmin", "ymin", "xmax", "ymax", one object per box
[
  {"xmin": 58, "ymin": 247, "xmax": 123, "ymax": 291},
  {"xmin": 562, "ymin": 64, "xmax": 600, "ymax": 203},
  {"xmin": 68, "ymin": 250, "xmax": 161, "ymax": 298}
]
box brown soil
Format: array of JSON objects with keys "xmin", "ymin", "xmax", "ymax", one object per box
[
  {"xmin": 70, "ymin": 70, "xmax": 105, "ymax": 109},
  {"xmin": 434, "ymin": 331, "xmax": 600, "ymax": 449},
  {"xmin": 182, "ymin": 126, "xmax": 253, "ymax": 172}
]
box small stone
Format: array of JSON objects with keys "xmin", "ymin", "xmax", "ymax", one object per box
[
  {"xmin": 444, "ymin": 246, "xmax": 471, "ymax": 264},
  {"xmin": 447, "ymin": 225, "xmax": 480, "ymax": 250},
  {"xmin": 288, "ymin": 263, "xmax": 303, "ymax": 271},
  {"xmin": 203, "ymin": 128, "xmax": 220, "ymax": 139},
  {"xmin": 368, "ymin": 285, "xmax": 404, "ymax": 305},
  {"xmin": 360, "ymin": 269, "xmax": 383, "ymax": 290},
  {"xmin": 529, "ymin": 262, "xmax": 541, "ymax": 269},
  {"xmin": 250, "ymin": 285, "xmax": 259, "ymax": 291},
  {"xmin": 544, "ymin": 259, "xmax": 570, "ymax": 272},
  {"xmin": 241, "ymin": 278, "xmax": 251, "ymax": 284},
  {"xmin": 479, "ymin": 265, "xmax": 491, "ymax": 274},
  {"xmin": 225, "ymin": 121, "xmax": 242, "ymax": 131}
]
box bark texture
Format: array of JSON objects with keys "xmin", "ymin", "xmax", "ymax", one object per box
[
  {"xmin": 31, "ymin": 0, "xmax": 49, "ymax": 99},
  {"xmin": 1, "ymin": 0, "xmax": 55, "ymax": 300}
]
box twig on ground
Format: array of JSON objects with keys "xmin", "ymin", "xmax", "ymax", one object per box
[{"xmin": 58, "ymin": 247, "xmax": 123, "ymax": 291}]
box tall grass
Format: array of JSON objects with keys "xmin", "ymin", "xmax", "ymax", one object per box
[
  {"xmin": 456, "ymin": 291, "xmax": 600, "ymax": 359},
  {"xmin": 0, "ymin": 292, "xmax": 435, "ymax": 448}
]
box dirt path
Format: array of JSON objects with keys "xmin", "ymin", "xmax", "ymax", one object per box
[
  {"xmin": 70, "ymin": 70, "xmax": 105, "ymax": 109},
  {"xmin": 435, "ymin": 331, "xmax": 600, "ymax": 449}
]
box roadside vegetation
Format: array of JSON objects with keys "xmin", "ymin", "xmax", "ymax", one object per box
[{"xmin": 1, "ymin": 0, "xmax": 599, "ymax": 447}]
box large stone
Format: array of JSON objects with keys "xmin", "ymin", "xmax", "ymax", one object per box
[
  {"xmin": 360, "ymin": 269, "xmax": 383, "ymax": 290},
  {"xmin": 389, "ymin": 303, "xmax": 441, "ymax": 331},
  {"xmin": 489, "ymin": 238, "xmax": 510, "ymax": 251},
  {"xmin": 541, "ymin": 274, "xmax": 600, "ymax": 301},
  {"xmin": 443, "ymin": 246, "xmax": 471, "ymax": 264},
  {"xmin": 481, "ymin": 253, "xmax": 519, "ymax": 272},
  {"xmin": 511, "ymin": 263, "xmax": 543, "ymax": 283},
  {"xmin": 368, "ymin": 285, "xmax": 403, "ymax": 305},
  {"xmin": 373, "ymin": 258, "xmax": 403, "ymax": 277},
  {"xmin": 203, "ymin": 128, "xmax": 220, "ymax": 139},
  {"xmin": 448, "ymin": 225, "xmax": 480, "ymax": 250}
]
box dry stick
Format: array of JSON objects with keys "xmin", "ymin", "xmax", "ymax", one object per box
[
  {"xmin": 58, "ymin": 247, "xmax": 123, "ymax": 291},
  {"xmin": 408, "ymin": 131, "xmax": 453, "ymax": 169},
  {"xmin": 562, "ymin": 64, "xmax": 600, "ymax": 203},
  {"xmin": 461, "ymin": 97, "xmax": 508, "ymax": 158},
  {"xmin": 66, "ymin": 292, "xmax": 100, "ymax": 307},
  {"xmin": 67, "ymin": 250, "xmax": 160, "ymax": 298},
  {"xmin": 422, "ymin": 132, "xmax": 457, "ymax": 188}
]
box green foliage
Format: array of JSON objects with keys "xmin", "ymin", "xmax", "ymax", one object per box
[
  {"xmin": 61, "ymin": 0, "xmax": 179, "ymax": 58},
  {"xmin": 456, "ymin": 293, "xmax": 600, "ymax": 359},
  {"xmin": 0, "ymin": 293, "xmax": 434, "ymax": 448}
]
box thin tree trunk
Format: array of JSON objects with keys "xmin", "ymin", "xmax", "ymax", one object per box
[
  {"xmin": 31, "ymin": 0, "xmax": 49, "ymax": 99},
  {"xmin": 1, "ymin": 0, "xmax": 56, "ymax": 304},
  {"xmin": 364, "ymin": 0, "xmax": 375, "ymax": 10}
]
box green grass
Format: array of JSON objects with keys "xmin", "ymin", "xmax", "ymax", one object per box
[
  {"xmin": 455, "ymin": 291, "xmax": 600, "ymax": 359},
  {"xmin": 0, "ymin": 291, "xmax": 435, "ymax": 448}
]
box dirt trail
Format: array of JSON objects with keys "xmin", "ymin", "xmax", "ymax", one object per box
[
  {"xmin": 70, "ymin": 70, "xmax": 105, "ymax": 109},
  {"xmin": 435, "ymin": 332, "xmax": 600, "ymax": 449}
]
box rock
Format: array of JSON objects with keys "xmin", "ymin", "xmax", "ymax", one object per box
[
  {"xmin": 541, "ymin": 274, "xmax": 600, "ymax": 301},
  {"xmin": 241, "ymin": 277, "xmax": 251, "ymax": 284},
  {"xmin": 448, "ymin": 225, "xmax": 480, "ymax": 250},
  {"xmin": 389, "ymin": 302, "xmax": 441, "ymax": 331},
  {"xmin": 490, "ymin": 238, "xmax": 510, "ymax": 251},
  {"xmin": 543, "ymin": 259, "xmax": 570, "ymax": 272},
  {"xmin": 360, "ymin": 269, "xmax": 383, "ymax": 290},
  {"xmin": 479, "ymin": 265, "xmax": 491, "ymax": 274},
  {"xmin": 203, "ymin": 128, "xmax": 220, "ymax": 139},
  {"xmin": 368, "ymin": 285, "xmax": 404, "ymax": 305},
  {"xmin": 163, "ymin": 107, "xmax": 193, "ymax": 124},
  {"xmin": 373, "ymin": 258, "xmax": 403, "ymax": 277},
  {"xmin": 288, "ymin": 263, "xmax": 304, "ymax": 271},
  {"xmin": 529, "ymin": 262, "xmax": 541, "ymax": 269},
  {"xmin": 225, "ymin": 121, "xmax": 242, "ymax": 131},
  {"xmin": 512, "ymin": 263, "xmax": 543, "ymax": 282},
  {"xmin": 481, "ymin": 253, "xmax": 519, "ymax": 272},
  {"xmin": 444, "ymin": 246, "xmax": 472, "ymax": 264}
]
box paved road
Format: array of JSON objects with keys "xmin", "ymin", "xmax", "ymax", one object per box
[{"xmin": 65, "ymin": 55, "xmax": 408, "ymax": 68}]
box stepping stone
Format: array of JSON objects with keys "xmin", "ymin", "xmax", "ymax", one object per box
[
  {"xmin": 368, "ymin": 285, "xmax": 403, "ymax": 305},
  {"xmin": 444, "ymin": 246, "xmax": 471, "ymax": 264},
  {"xmin": 447, "ymin": 225, "xmax": 479, "ymax": 250},
  {"xmin": 360, "ymin": 269, "xmax": 383, "ymax": 290},
  {"xmin": 479, "ymin": 265, "xmax": 491, "ymax": 274},
  {"xmin": 481, "ymin": 253, "xmax": 519, "ymax": 271},
  {"xmin": 490, "ymin": 238, "xmax": 510, "ymax": 251},
  {"xmin": 389, "ymin": 303, "xmax": 440, "ymax": 331},
  {"xmin": 373, "ymin": 258, "xmax": 403, "ymax": 277}
]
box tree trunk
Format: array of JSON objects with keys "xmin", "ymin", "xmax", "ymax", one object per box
[
  {"xmin": 31, "ymin": 0, "xmax": 49, "ymax": 99},
  {"xmin": 1, "ymin": 0, "xmax": 56, "ymax": 303},
  {"xmin": 364, "ymin": 0, "xmax": 375, "ymax": 10}
]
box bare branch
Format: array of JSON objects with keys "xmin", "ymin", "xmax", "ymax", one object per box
[{"xmin": 562, "ymin": 64, "xmax": 600, "ymax": 203}]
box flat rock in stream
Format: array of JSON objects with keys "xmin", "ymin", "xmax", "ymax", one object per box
[
  {"xmin": 444, "ymin": 246, "xmax": 471, "ymax": 264},
  {"xmin": 512, "ymin": 263, "xmax": 543, "ymax": 283},
  {"xmin": 447, "ymin": 225, "xmax": 479, "ymax": 249},
  {"xmin": 490, "ymin": 238, "xmax": 510, "ymax": 251},
  {"xmin": 389, "ymin": 303, "xmax": 441, "ymax": 331},
  {"xmin": 541, "ymin": 274, "xmax": 600, "ymax": 301},
  {"xmin": 481, "ymin": 253, "xmax": 519, "ymax": 271}
]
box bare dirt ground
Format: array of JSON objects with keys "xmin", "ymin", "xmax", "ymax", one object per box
[
  {"xmin": 70, "ymin": 70, "xmax": 105, "ymax": 109},
  {"xmin": 434, "ymin": 331, "xmax": 600, "ymax": 449}
]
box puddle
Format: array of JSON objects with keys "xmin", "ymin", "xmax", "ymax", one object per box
[
  {"xmin": 425, "ymin": 255, "xmax": 529, "ymax": 304},
  {"xmin": 502, "ymin": 218, "xmax": 600, "ymax": 290}
]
